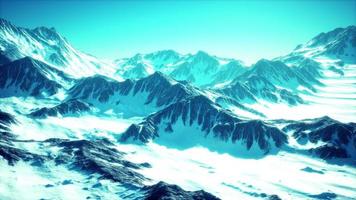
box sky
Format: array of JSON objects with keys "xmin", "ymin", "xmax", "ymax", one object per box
[{"xmin": 0, "ymin": 0, "xmax": 355, "ymax": 64}]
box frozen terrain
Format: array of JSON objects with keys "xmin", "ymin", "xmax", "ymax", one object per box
[{"xmin": 1, "ymin": 18, "xmax": 356, "ymax": 200}]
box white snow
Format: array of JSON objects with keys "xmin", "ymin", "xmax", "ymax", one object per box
[{"xmin": 117, "ymin": 143, "xmax": 356, "ymax": 200}]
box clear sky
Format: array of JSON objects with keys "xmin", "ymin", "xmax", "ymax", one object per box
[{"xmin": 1, "ymin": 0, "xmax": 355, "ymax": 64}]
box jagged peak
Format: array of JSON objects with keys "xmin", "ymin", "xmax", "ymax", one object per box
[
  {"xmin": 14, "ymin": 56, "xmax": 35, "ymax": 63},
  {"xmin": 254, "ymin": 58, "xmax": 285, "ymax": 67},
  {"xmin": 147, "ymin": 71, "xmax": 168, "ymax": 79},
  {"xmin": 148, "ymin": 49, "xmax": 180, "ymax": 56},
  {"xmin": 31, "ymin": 26, "xmax": 65, "ymax": 43},
  {"xmin": 140, "ymin": 71, "xmax": 176, "ymax": 85},
  {"xmin": 32, "ymin": 26, "xmax": 59, "ymax": 37},
  {"xmin": 186, "ymin": 94, "xmax": 215, "ymax": 105},
  {"xmin": 195, "ymin": 50, "xmax": 210, "ymax": 56},
  {"xmin": 0, "ymin": 18, "xmax": 14, "ymax": 28},
  {"xmin": 80, "ymin": 74, "xmax": 118, "ymax": 83},
  {"xmin": 251, "ymin": 59, "xmax": 291, "ymax": 76},
  {"xmin": 193, "ymin": 50, "xmax": 216, "ymax": 60},
  {"xmin": 224, "ymin": 59, "xmax": 244, "ymax": 67},
  {"xmin": 300, "ymin": 25, "xmax": 356, "ymax": 49},
  {"xmin": 33, "ymin": 26, "xmax": 57, "ymax": 33},
  {"xmin": 309, "ymin": 115, "xmax": 338, "ymax": 124},
  {"xmin": 0, "ymin": 18, "xmax": 20, "ymax": 33},
  {"xmin": 4, "ymin": 56, "xmax": 46, "ymax": 69}
]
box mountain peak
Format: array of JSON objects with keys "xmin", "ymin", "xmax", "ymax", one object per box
[
  {"xmin": 254, "ymin": 58, "xmax": 272, "ymax": 66},
  {"xmin": 0, "ymin": 18, "xmax": 16, "ymax": 28},
  {"xmin": 253, "ymin": 59, "xmax": 282, "ymax": 73},
  {"xmin": 287, "ymin": 25, "xmax": 356, "ymax": 62},
  {"xmin": 138, "ymin": 71, "xmax": 177, "ymax": 87},
  {"xmin": 195, "ymin": 50, "xmax": 211, "ymax": 58},
  {"xmin": 9, "ymin": 56, "xmax": 45, "ymax": 69},
  {"xmin": 32, "ymin": 26, "xmax": 63, "ymax": 42},
  {"xmin": 307, "ymin": 26, "xmax": 356, "ymax": 47},
  {"xmin": 0, "ymin": 57, "xmax": 62, "ymax": 97},
  {"xmin": 152, "ymin": 49, "xmax": 179, "ymax": 56}
]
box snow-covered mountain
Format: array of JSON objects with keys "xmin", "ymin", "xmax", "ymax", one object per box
[
  {"xmin": 67, "ymin": 72, "xmax": 202, "ymax": 116},
  {"xmin": 0, "ymin": 111, "xmax": 220, "ymax": 199},
  {"xmin": 29, "ymin": 99, "xmax": 92, "ymax": 118},
  {"xmin": 282, "ymin": 116, "xmax": 356, "ymax": 162},
  {"xmin": 115, "ymin": 50, "xmax": 247, "ymax": 87},
  {"xmin": 67, "ymin": 72, "xmax": 262, "ymax": 119},
  {"xmin": 121, "ymin": 95, "xmax": 288, "ymax": 157},
  {"xmin": 279, "ymin": 26, "xmax": 356, "ymax": 64},
  {"xmin": 1, "ymin": 18, "xmax": 356, "ymax": 200},
  {"xmin": 216, "ymin": 57, "xmax": 327, "ymax": 106},
  {"xmin": 268, "ymin": 26, "xmax": 356, "ymax": 122},
  {"xmin": 0, "ymin": 57, "xmax": 63, "ymax": 97},
  {"xmin": 0, "ymin": 18, "xmax": 118, "ymax": 79},
  {"xmin": 215, "ymin": 26, "xmax": 356, "ymax": 122}
]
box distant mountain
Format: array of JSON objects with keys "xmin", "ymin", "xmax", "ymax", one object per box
[
  {"xmin": 279, "ymin": 26, "xmax": 356, "ymax": 64},
  {"xmin": 120, "ymin": 95, "xmax": 288, "ymax": 157},
  {"xmin": 270, "ymin": 26, "xmax": 356, "ymax": 122},
  {"xmin": 218, "ymin": 59, "xmax": 311, "ymax": 105},
  {"xmin": 29, "ymin": 99, "xmax": 91, "ymax": 118},
  {"xmin": 68, "ymin": 72, "xmax": 201, "ymax": 116},
  {"xmin": 68, "ymin": 72, "xmax": 262, "ymax": 118},
  {"xmin": 115, "ymin": 50, "xmax": 247, "ymax": 87},
  {"xmin": 0, "ymin": 57, "xmax": 63, "ymax": 97},
  {"xmin": 0, "ymin": 18, "xmax": 117, "ymax": 78}
]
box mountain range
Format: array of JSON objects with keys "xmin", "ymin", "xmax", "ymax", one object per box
[{"xmin": 0, "ymin": 18, "xmax": 355, "ymax": 200}]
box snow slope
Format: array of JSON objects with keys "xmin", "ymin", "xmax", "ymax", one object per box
[
  {"xmin": 1, "ymin": 19, "xmax": 356, "ymax": 200},
  {"xmin": 0, "ymin": 18, "xmax": 119, "ymax": 79}
]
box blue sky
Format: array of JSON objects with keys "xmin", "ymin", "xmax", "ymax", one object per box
[{"xmin": 1, "ymin": 0, "xmax": 355, "ymax": 64}]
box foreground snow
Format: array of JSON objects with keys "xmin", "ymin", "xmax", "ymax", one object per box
[
  {"xmin": 1, "ymin": 97, "xmax": 354, "ymax": 199},
  {"xmin": 117, "ymin": 143, "xmax": 356, "ymax": 200}
]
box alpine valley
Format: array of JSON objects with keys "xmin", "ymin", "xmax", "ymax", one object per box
[{"xmin": 0, "ymin": 18, "xmax": 355, "ymax": 200}]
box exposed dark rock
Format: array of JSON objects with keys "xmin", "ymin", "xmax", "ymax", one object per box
[
  {"xmin": 301, "ymin": 166, "xmax": 324, "ymax": 174},
  {"xmin": 62, "ymin": 179, "xmax": 74, "ymax": 185},
  {"xmin": 0, "ymin": 57, "xmax": 63, "ymax": 97},
  {"xmin": 279, "ymin": 26, "xmax": 356, "ymax": 63},
  {"xmin": 0, "ymin": 110, "xmax": 17, "ymax": 135},
  {"xmin": 0, "ymin": 110, "xmax": 17, "ymax": 145},
  {"xmin": 0, "ymin": 143, "xmax": 47, "ymax": 166},
  {"xmin": 283, "ymin": 116, "xmax": 356, "ymax": 160},
  {"xmin": 29, "ymin": 99, "xmax": 91, "ymax": 118},
  {"xmin": 308, "ymin": 192, "xmax": 337, "ymax": 200},
  {"xmin": 68, "ymin": 75, "xmax": 128, "ymax": 102},
  {"xmin": 45, "ymin": 184, "xmax": 54, "ymax": 188},
  {"xmin": 0, "ymin": 110, "xmax": 16, "ymax": 125},
  {"xmin": 268, "ymin": 194, "xmax": 282, "ymax": 200},
  {"xmin": 68, "ymin": 72, "xmax": 199, "ymax": 112},
  {"xmin": 121, "ymin": 95, "xmax": 287, "ymax": 155},
  {"xmin": 45, "ymin": 139, "xmax": 147, "ymax": 185},
  {"xmin": 1, "ymin": 136, "xmax": 220, "ymax": 200},
  {"xmin": 142, "ymin": 181, "xmax": 221, "ymax": 200},
  {"xmin": 312, "ymin": 145, "xmax": 349, "ymax": 159},
  {"xmin": 219, "ymin": 59, "xmax": 308, "ymax": 105}
]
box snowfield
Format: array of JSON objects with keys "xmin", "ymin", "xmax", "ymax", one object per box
[{"xmin": 1, "ymin": 96, "xmax": 355, "ymax": 200}]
